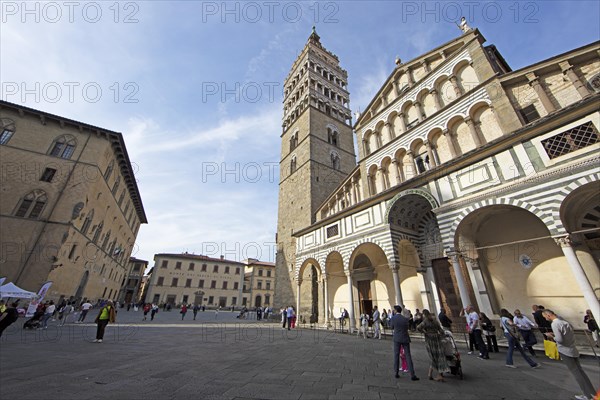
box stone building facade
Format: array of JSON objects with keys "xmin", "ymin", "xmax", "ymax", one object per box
[
  {"xmin": 146, "ymin": 253, "xmax": 245, "ymax": 307},
  {"xmin": 243, "ymin": 258, "xmax": 276, "ymax": 308},
  {"xmin": 118, "ymin": 257, "xmax": 148, "ymax": 305},
  {"xmin": 275, "ymin": 28, "xmax": 600, "ymax": 329},
  {"xmin": 0, "ymin": 100, "xmax": 147, "ymax": 303}
]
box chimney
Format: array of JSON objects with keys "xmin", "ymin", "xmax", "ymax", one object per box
[{"xmin": 220, "ymin": 255, "xmax": 224, "ymax": 260}]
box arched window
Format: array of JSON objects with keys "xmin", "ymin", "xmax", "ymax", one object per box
[
  {"xmin": 102, "ymin": 230, "xmax": 111, "ymax": 251},
  {"xmin": 81, "ymin": 209, "xmax": 94, "ymax": 234},
  {"xmin": 0, "ymin": 118, "xmax": 16, "ymax": 145},
  {"xmin": 327, "ymin": 127, "xmax": 339, "ymax": 146},
  {"xmin": 112, "ymin": 176, "xmax": 120, "ymax": 195},
  {"xmin": 289, "ymin": 131, "xmax": 299, "ymax": 152},
  {"xmin": 93, "ymin": 222, "xmax": 103, "ymax": 244},
  {"xmin": 104, "ymin": 161, "xmax": 114, "ymax": 181},
  {"xmin": 118, "ymin": 190, "xmax": 125, "ymax": 206},
  {"xmin": 290, "ymin": 156, "xmax": 297, "ymax": 174},
  {"xmin": 14, "ymin": 189, "xmax": 47, "ymax": 218},
  {"xmin": 49, "ymin": 135, "xmax": 77, "ymax": 159}
]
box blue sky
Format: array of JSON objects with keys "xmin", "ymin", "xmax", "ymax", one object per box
[{"xmin": 2, "ymin": 1, "xmax": 599, "ymax": 267}]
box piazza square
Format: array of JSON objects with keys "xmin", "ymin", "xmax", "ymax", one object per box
[{"xmin": 1, "ymin": 1, "xmax": 600, "ymax": 400}]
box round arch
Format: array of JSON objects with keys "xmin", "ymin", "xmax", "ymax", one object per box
[{"xmin": 448, "ymin": 197, "xmax": 557, "ymax": 249}]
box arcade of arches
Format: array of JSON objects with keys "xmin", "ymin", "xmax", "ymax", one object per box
[{"xmin": 295, "ymin": 188, "xmax": 600, "ymax": 330}]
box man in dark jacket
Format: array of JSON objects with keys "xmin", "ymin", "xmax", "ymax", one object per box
[
  {"xmin": 438, "ymin": 308, "xmax": 453, "ymax": 329},
  {"xmin": 390, "ymin": 305, "xmax": 419, "ymax": 381},
  {"xmin": 532, "ymin": 304, "xmax": 552, "ymax": 337}
]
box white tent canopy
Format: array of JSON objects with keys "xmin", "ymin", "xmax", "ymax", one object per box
[{"xmin": 0, "ymin": 282, "xmax": 36, "ymax": 298}]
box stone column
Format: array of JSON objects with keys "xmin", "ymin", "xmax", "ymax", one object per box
[
  {"xmin": 407, "ymin": 68, "xmax": 415, "ymax": 85},
  {"xmin": 555, "ymin": 236, "xmax": 600, "ymax": 319},
  {"xmin": 296, "ymin": 279, "xmax": 302, "ymax": 317},
  {"xmin": 449, "ymin": 74, "xmax": 463, "ymax": 97},
  {"xmin": 376, "ymin": 131, "xmax": 383, "ymax": 148},
  {"xmin": 391, "ymin": 159, "xmax": 401, "ymax": 185},
  {"xmin": 449, "ymin": 251, "xmax": 470, "ymax": 309},
  {"xmin": 422, "ymin": 60, "xmax": 431, "ymax": 73},
  {"xmin": 526, "ymin": 72, "xmax": 556, "ymax": 114},
  {"xmin": 559, "ymin": 61, "xmax": 591, "ymax": 99},
  {"xmin": 377, "ymin": 167, "xmax": 387, "ymax": 191},
  {"xmin": 366, "ymin": 173, "xmax": 374, "ymax": 196},
  {"xmin": 346, "ymin": 271, "xmax": 356, "ymax": 333},
  {"xmin": 424, "ymin": 140, "xmax": 437, "ymax": 168},
  {"xmin": 464, "ymin": 117, "xmax": 484, "ymax": 147},
  {"xmin": 385, "ymin": 122, "xmax": 394, "ymax": 142},
  {"xmin": 406, "ymin": 151, "xmax": 416, "ymax": 179},
  {"xmin": 323, "ymin": 275, "xmax": 330, "ymax": 325},
  {"xmin": 430, "ymin": 89, "xmax": 443, "ymax": 111},
  {"xmin": 414, "ymin": 101, "xmax": 426, "ymax": 121},
  {"xmin": 443, "ymin": 129, "xmax": 459, "ymax": 158},
  {"xmin": 398, "ymin": 112, "xmax": 408, "ymax": 133},
  {"xmin": 463, "ymin": 258, "xmax": 493, "ymax": 316},
  {"xmin": 352, "ymin": 177, "xmax": 360, "ymax": 203},
  {"xmin": 363, "ymin": 139, "xmax": 370, "ymax": 156},
  {"xmin": 391, "ymin": 267, "xmax": 403, "ymax": 306}
]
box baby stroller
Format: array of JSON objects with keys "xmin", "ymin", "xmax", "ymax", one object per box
[
  {"xmin": 442, "ymin": 330, "xmax": 463, "ymax": 379},
  {"xmin": 23, "ymin": 311, "xmax": 44, "ymax": 330}
]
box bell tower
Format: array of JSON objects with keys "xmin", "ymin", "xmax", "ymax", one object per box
[{"xmin": 274, "ymin": 28, "xmax": 356, "ymax": 309}]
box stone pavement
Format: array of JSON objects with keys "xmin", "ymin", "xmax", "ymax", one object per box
[{"xmin": 1, "ymin": 309, "xmax": 599, "ymax": 400}]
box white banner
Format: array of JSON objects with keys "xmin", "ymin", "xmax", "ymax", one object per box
[{"xmin": 25, "ymin": 281, "xmax": 53, "ymax": 318}]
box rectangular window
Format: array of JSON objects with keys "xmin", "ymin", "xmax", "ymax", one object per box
[
  {"xmin": 541, "ymin": 122, "xmax": 599, "ymax": 159},
  {"xmin": 40, "ymin": 168, "xmax": 57, "ymax": 182},
  {"xmin": 233, "ymin": 282, "xmax": 239, "ymax": 290},
  {"xmin": 267, "ymin": 270, "xmax": 271, "ymax": 277},
  {"xmin": 202, "ymin": 264, "xmax": 207, "ymax": 271},
  {"xmin": 189, "ymin": 262, "xmax": 195, "ymax": 271},
  {"xmin": 175, "ymin": 261, "xmax": 182, "ymax": 270},
  {"xmin": 213, "ymin": 265, "xmax": 218, "ymax": 273},
  {"xmin": 235, "ymin": 267, "xmax": 240, "ymax": 275},
  {"xmin": 157, "ymin": 277, "xmax": 164, "ymax": 286},
  {"xmin": 208, "ymin": 296, "xmax": 214, "ymax": 304},
  {"xmin": 171, "ymin": 278, "xmax": 178, "ymax": 287},
  {"xmin": 258, "ymin": 269, "xmax": 263, "ymax": 276},
  {"xmin": 519, "ymin": 104, "xmax": 541, "ymax": 124},
  {"xmin": 257, "ymin": 281, "xmax": 262, "ymax": 290},
  {"xmin": 185, "ymin": 279, "xmax": 192, "ymax": 288},
  {"xmin": 198, "ymin": 279, "xmax": 204, "ymax": 288},
  {"xmin": 231, "ymin": 297, "xmax": 237, "ymax": 305},
  {"xmin": 210, "ymin": 280, "xmax": 216, "ymax": 289},
  {"xmin": 62, "ymin": 144, "xmax": 75, "ymax": 159},
  {"xmin": 161, "ymin": 260, "xmax": 168, "ymax": 268},
  {"xmin": 222, "ymin": 281, "xmax": 228, "ymax": 289},
  {"xmin": 50, "ymin": 142, "xmax": 64, "ymax": 157},
  {"xmin": 133, "ymin": 265, "xmax": 141, "ymax": 272},
  {"xmin": 68, "ymin": 244, "xmax": 77, "ymax": 260},
  {"xmin": 182, "ymin": 295, "xmax": 188, "ymax": 304},
  {"xmin": 29, "ymin": 201, "xmax": 45, "ymax": 218},
  {"xmin": 15, "ymin": 199, "xmax": 32, "ymax": 217},
  {"xmin": 266, "ymin": 282, "xmax": 271, "ymax": 290},
  {"xmin": 326, "ymin": 224, "xmax": 339, "ymax": 238},
  {"xmin": 0, "ymin": 129, "xmax": 14, "ymax": 145},
  {"xmin": 225, "ymin": 266, "xmax": 230, "ymax": 274}
]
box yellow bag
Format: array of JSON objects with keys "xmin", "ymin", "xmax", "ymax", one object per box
[{"xmin": 544, "ymin": 339, "xmax": 560, "ymax": 360}]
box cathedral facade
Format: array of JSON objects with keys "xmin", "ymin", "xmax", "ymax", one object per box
[{"xmin": 275, "ymin": 28, "xmax": 600, "ymax": 330}]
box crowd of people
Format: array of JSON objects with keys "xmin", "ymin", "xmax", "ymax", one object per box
[{"xmin": 384, "ymin": 303, "xmax": 597, "ymax": 400}]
